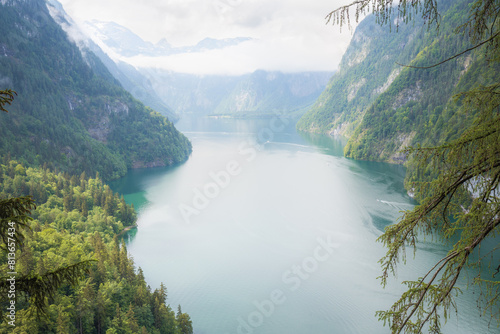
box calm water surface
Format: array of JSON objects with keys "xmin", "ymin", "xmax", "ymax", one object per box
[{"xmin": 111, "ymin": 117, "xmax": 497, "ymax": 334}]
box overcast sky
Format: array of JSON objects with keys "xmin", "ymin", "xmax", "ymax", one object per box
[{"xmin": 58, "ymin": 0, "xmax": 360, "ymax": 75}]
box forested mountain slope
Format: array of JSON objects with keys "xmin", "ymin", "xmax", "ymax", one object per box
[
  {"xmin": 297, "ymin": 14, "xmax": 425, "ymax": 135},
  {"xmin": 0, "ymin": 0, "xmax": 191, "ymax": 181},
  {"xmin": 84, "ymin": 20, "xmax": 331, "ymax": 118},
  {"xmin": 0, "ymin": 1, "xmax": 195, "ymax": 331},
  {"xmin": 298, "ymin": 0, "xmax": 500, "ymax": 163},
  {"xmin": 0, "ymin": 160, "xmax": 192, "ymax": 333},
  {"xmin": 45, "ymin": 1, "xmax": 180, "ymax": 122}
]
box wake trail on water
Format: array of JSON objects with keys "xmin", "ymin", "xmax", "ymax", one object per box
[
  {"xmin": 377, "ymin": 199, "xmax": 414, "ymax": 211},
  {"xmin": 265, "ymin": 142, "xmax": 311, "ymax": 149},
  {"xmin": 182, "ymin": 131, "xmax": 256, "ymax": 136}
]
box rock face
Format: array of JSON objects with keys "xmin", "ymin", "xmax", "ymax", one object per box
[
  {"xmin": 296, "ymin": 15, "xmax": 419, "ymax": 137},
  {"xmin": 45, "ymin": 0, "xmax": 179, "ymax": 122},
  {"xmin": 0, "ymin": 0, "xmax": 191, "ymax": 180},
  {"xmin": 298, "ymin": 0, "xmax": 500, "ymax": 164},
  {"xmin": 82, "ymin": 20, "xmax": 332, "ymax": 118}
]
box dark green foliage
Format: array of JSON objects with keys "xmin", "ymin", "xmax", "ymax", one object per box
[
  {"xmin": 297, "ymin": 14, "xmax": 429, "ymax": 134},
  {"xmin": 298, "ymin": 0, "xmax": 500, "ymax": 165},
  {"xmin": 0, "ymin": 161, "xmax": 186, "ymax": 333},
  {"xmin": 0, "ymin": 196, "xmax": 34, "ymax": 251},
  {"xmin": 5, "ymin": 260, "xmax": 95, "ymax": 320},
  {"xmin": 0, "ymin": 90, "xmax": 16, "ymax": 113},
  {"xmin": 376, "ymin": 83, "xmax": 500, "ymax": 333},
  {"xmin": 320, "ymin": 0, "xmax": 500, "ymax": 332},
  {"xmin": 0, "ymin": 0, "xmax": 191, "ymax": 181}
]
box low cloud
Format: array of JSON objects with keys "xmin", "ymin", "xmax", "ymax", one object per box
[
  {"xmin": 59, "ymin": 0, "xmax": 356, "ymax": 74},
  {"xmin": 124, "ymin": 37, "xmax": 346, "ymax": 75}
]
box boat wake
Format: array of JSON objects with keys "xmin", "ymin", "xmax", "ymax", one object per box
[{"xmin": 377, "ymin": 199, "xmax": 414, "ymax": 211}]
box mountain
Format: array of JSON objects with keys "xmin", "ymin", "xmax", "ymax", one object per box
[
  {"xmin": 0, "ymin": 0, "xmax": 192, "ymax": 180},
  {"xmin": 137, "ymin": 68, "xmax": 332, "ymax": 117},
  {"xmin": 84, "ymin": 20, "xmax": 332, "ymax": 118},
  {"xmin": 0, "ymin": 2, "xmax": 194, "ymax": 332},
  {"xmin": 84, "ymin": 20, "xmax": 253, "ymax": 57},
  {"xmin": 86, "ymin": 49, "xmax": 180, "ymax": 122},
  {"xmin": 297, "ymin": 0, "xmax": 500, "ymax": 164},
  {"xmin": 193, "ymin": 37, "xmax": 253, "ymax": 52},
  {"xmin": 84, "ymin": 20, "xmax": 170, "ymax": 57},
  {"xmin": 296, "ymin": 15, "xmax": 423, "ymax": 136},
  {"xmin": 213, "ymin": 70, "xmax": 333, "ymax": 117},
  {"xmin": 138, "ymin": 69, "xmax": 240, "ymax": 116},
  {"xmin": 46, "ymin": 1, "xmax": 179, "ymax": 121}
]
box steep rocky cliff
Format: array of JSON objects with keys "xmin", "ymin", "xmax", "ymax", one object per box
[
  {"xmin": 83, "ymin": 20, "xmax": 332, "ymax": 118},
  {"xmin": 297, "ymin": 0, "xmax": 500, "ymax": 164},
  {"xmin": 0, "ymin": 0, "xmax": 191, "ymax": 180}
]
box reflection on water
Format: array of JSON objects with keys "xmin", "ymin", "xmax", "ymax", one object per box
[{"xmin": 298, "ymin": 131, "xmax": 346, "ymax": 157}]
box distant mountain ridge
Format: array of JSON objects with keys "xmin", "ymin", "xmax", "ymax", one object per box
[
  {"xmin": 84, "ymin": 20, "xmax": 253, "ymax": 57},
  {"xmin": 213, "ymin": 70, "xmax": 333, "ymax": 117},
  {"xmin": 136, "ymin": 68, "xmax": 332, "ymax": 117},
  {"xmin": 82, "ymin": 19, "xmax": 332, "ymax": 118}
]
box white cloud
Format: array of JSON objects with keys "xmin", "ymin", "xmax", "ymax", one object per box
[
  {"xmin": 123, "ymin": 37, "xmax": 346, "ymax": 75},
  {"xmin": 58, "ymin": 0, "xmax": 359, "ymax": 74}
]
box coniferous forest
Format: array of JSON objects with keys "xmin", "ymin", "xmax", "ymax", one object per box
[
  {"xmin": 297, "ymin": 0, "xmax": 500, "ymax": 165},
  {"xmin": 0, "ymin": 0, "xmax": 193, "ymax": 332},
  {"xmin": 0, "ymin": 0, "xmax": 192, "ymax": 181},
  {"xmin": 1, "ymin": 0, "xmax": 499, "ymax": 333},
  {"xmin": 0, "ymin": 160, "xmax": 193, "ymax": 333}
]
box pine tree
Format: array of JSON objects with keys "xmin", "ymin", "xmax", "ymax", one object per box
[
  {"xmin": 329, "ymin": 1, "xmax": 500, "ymax": 332},
  {"xmin": 76, "ymin": 278, "xmax": 95, "ymax": 334},
  {"xmin": 81, "ymin": 199, "xmax": 89, "ymax": 217},
  {"xmin": 124, "ymin": 304, "xmax": 141, "ymax": 333},
  {"xmin": 0, "ymin": 91, "xmax": 94, "ymax": 318},
  {"xmin": 80, "ymin": 171, "xmax": 87, "ymax": 191},
  {"xmin": 176, "ymin": 305, "xmax": 193, "ymax": 334}
]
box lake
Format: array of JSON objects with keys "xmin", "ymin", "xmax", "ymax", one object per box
[{"xmin": 110, "ymin": 116, "xmax": 497, "ymax": 334}]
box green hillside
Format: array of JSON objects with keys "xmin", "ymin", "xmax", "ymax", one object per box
[
  {"xmin": 0, "ymin": 160, "xmax": 192, "ymax": 333},
  {"xmin": 297, "ymin": 0, "xmax": 500, "ymax": 164},
  {"xmin": 296, "ymin": 14, "xmax": 426, "ymax": 135},
  {"xmin": 0, "ymin": 0, "xmax": 191, "ymax": 181}
]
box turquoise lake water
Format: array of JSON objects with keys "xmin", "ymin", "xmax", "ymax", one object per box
[{"xmin": 110, "ymin": 117, "xmax": 498, "ymax": 334}]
